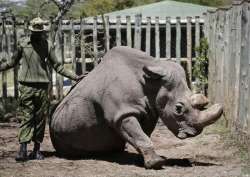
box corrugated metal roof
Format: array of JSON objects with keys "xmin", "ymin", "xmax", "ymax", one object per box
[{"xmin": 104, "ymin": 0, "xmax": 215, "ymax": 20}]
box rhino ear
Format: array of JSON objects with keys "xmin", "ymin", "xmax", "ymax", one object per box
[{"xmin": 143, "ymin": 66, "xmax": 166, "ymax": 80}]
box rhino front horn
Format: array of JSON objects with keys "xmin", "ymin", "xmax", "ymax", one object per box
[
  {"xmin": 195, "ymin": 104, "xmax": 223, "ymax": 127},
  {"xmin": 191, "ymin": 94, "xmax": 209, "ymax": 109}
]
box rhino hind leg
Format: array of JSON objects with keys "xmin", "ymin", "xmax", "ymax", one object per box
[
  {"xmin": 50, "ymin": 120, "xmax": 126, "ymax": 158},
  {"xmin": 118, "ymin": 116, "xmax": 165, "ymax": 169}
]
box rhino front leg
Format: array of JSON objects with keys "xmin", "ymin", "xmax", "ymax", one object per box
[{"xmin": 118, "ymin": 116, "xmax": 165, "ymax": 169}]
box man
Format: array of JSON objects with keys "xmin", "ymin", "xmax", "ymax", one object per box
[{"xmin": 0, "ymin": 17, "xmax": 83, "ymax": 161}]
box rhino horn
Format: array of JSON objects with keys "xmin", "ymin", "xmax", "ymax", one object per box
[
  {"xmin": 195, "ymin": 104, "xmax": 223, "ymax": 127},
  {"xmin": 191, "ymin": 94, "xmax": 209, "ymax": 109}
]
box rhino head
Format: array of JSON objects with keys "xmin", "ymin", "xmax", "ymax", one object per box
[{"xmin": 143, "ymin": 62, "xmax": 223, "ymax": 139}]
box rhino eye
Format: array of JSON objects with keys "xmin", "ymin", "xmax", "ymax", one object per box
[{"xmin": 175, "ymin": 102, "xmax": 185, "ymax": 115}]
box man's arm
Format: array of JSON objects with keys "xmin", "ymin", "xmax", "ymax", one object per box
[
  {"xmin": 0, "ymin": 45, "xmax": 22, "ymax": 71},
  {"xmin": 48, "ymin": 46, "xmax": 78, "ymax": 81}
]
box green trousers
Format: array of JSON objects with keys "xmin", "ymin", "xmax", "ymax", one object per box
[{"xmin": 18, "ymin": 83, "xmax": 49, "ymax": 144}]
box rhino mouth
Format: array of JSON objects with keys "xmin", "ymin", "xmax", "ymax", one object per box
[{"xmin": 176, "ymin": 122, "xmax": 202, "ymax": 139}]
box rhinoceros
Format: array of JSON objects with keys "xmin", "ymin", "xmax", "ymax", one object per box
[{"xmin": 50, "ymin": 46, "xmax": 223, "ymax": 169}]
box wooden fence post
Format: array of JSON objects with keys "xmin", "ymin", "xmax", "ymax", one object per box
[
  {"xmin": 226, "ymin": 7, "xmax": 236, "ymax": 126},
  {"xmin": 134, "ymin": 14, "xmax": 142, "ymax": 50},
  {"xmin": 155, "ymin": 17, "xmax": 160, "ymax": 59},
  {"xmin": 246, "ymin": 1, "xmax": 250, "ymax": 134},
  {"xmin": 146, "ymin": 16, "xmax": 151, "ymax": 55},
  {"xmin": 194, "ymin": 16, "xmax": 202, "ymax": 93},
  {"xmin": 175, "ymin": 17, "xmax": 181, "ymax": 63},
  {"xmin": 12, "ymin": 16, "xmax": 18, "ymax": 98},
  {"xmin": 55, "ymin": 19, "xmax": 64, "ymax": 100},
  {"xmin": 105, "ymin": 16, "xmax": 110, "ymax": 51},
  {"xmin": 195, "ymin": 16, "xmax": 200, "ymax": 57},
  {"xmin": 166, "ymin": 17, "xmax": 171, "ymax": 59},
  {"xmin": 116, "ymin": 16, "xmax": 121, "ymax": 46},
  {"xmin": 214, "ymin": 11, "xmax": 220, "ymax": 102},
  {"xmin": 207, "ymin": 10, "xmax": 215, "ymax": 102},
  {"xmin": 202, "ymin": 13, "xmax": 208, "ymax": 40},
  {"xmin": 64, "ymin": 30, "xmax": 70, "ymax": 59},
  {"xmin": 238, "ymin": 1, "xmax": 249, "ymax": 132},
  {"xmin": 222, "ymin": 9, "xmax": 232, "ymax": 121},
  {"xmin": 48, "ymin": 16, "xmax": 54, "ymax": 100},
  {"xmin": 1, "ymin": 15, "xmax": 8, "ymax": 98},
  {"xmin": 207, "ymin": 11, "xmax": 213, "ymax": 101},
  {"xmin": 93, "ymin": 16, "xmax": 98, "ymax": 67},
  {"xmin": 80, "ymin": 17, "xmax": 86, "ymax": 75},
  {"xmin": 24, "ymin": 16, "xmax": 29, "ymax": 37},
  {"xmin": 216, "ymin": 10, "xmax": 226, "ymax": 103},
  {"xmin": 186, "ymin": 16, "xmax": 192, "ymax": 88},
  {"xmin": 126, "ymin": 16, "xmax": 132, "ymax": 48},
  {"xmin": 232, "ymin": 2, "xmax": 243, "ymax": 129},
  {"xmin": 70, "ymin": 18, "xmax": 76, "ymax": 73}
]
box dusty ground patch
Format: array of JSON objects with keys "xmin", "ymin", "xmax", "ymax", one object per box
[{"xmin": 0, "ymin": 122, "xmax": 249, "ymax": 177}]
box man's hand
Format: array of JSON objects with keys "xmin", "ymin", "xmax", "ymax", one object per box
[
  {"xmin": 67, "ymin": 73, "xmax": 88, "ymax": 94},
  {"xmin": 76, "ymin": 73, "xmax": 87, "ymax": 82}
]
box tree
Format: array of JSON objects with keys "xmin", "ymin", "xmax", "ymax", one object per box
[
  {"xmin": 12, "ymin": 0, "xmax": 58, "ymax": 19},
  {"xmin": 72, "ymin": 0, "xmax": 116, "ymax": 17}
]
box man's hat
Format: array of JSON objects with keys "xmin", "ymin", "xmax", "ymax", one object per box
[{"xmin": 28, "ymin": 17, "xmax": 46, "ymax": 32}]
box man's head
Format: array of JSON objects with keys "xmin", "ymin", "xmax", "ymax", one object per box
[{"xmin": 29, "ymin": 17, "xmax": 46, "ymax": 38}]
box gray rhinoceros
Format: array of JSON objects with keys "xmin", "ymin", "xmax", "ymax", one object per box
[{"xmin": 50, "ymin": 46, "xmax": 223, "ymax": 169}]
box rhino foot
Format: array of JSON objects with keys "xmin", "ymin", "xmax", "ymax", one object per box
[
  {"xmin": 142, "ymin": 147, "xmax": 165, "ymax": 169},
  {"xmin": 144, "ymin": 155, "xmax": 165, "ymax": 169}
]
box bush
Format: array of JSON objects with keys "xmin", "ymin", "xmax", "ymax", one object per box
[{"xmin": 193, "ymin": 37, "xmax": 209, "ymax": 95}]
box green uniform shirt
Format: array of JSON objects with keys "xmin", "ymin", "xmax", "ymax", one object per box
[{"xmin": 0, "ymin": 37, "xmax": 78, "ymax": 83}]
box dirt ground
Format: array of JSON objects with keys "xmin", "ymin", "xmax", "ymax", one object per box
[{"xmin": 0, "ymin": 122, "xmax": 249, "ymax": 177}]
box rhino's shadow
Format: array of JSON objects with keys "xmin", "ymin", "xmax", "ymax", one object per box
[{"xmin": 42, "ymin": 150, "xmax": 219, "ymax": 168}]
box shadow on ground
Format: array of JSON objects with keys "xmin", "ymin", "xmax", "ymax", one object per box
[{"xmin": 42, "ymin": 150, "xmax": 220, "ymax": 168}]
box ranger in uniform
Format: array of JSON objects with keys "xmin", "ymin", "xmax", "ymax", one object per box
[{"xmin": 0, "ymin": 17, "xmax": 83, "ymax": 161}]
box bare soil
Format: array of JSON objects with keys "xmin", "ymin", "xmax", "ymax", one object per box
[{"xmin": 0, "ymin": 122, "xmax": 249, "ymax": 177}]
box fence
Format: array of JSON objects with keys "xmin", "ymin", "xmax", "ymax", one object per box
[
  {"xmin": 204, "ymin": 0, "xmax": 250, "ymax": 143},
  {"xmin": 0, "ymin": 14, "xmax": 205, "ymax": 99}
]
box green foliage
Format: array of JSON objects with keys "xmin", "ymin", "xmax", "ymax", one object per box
[
  {"xmin": 193, "ymin": 38, "xmax": 209, "ymax": 93},
  {"xmin": 114, "ymin": 0, "xmax": 135, "ymax": 10},
  {"xmin": 11, "ymin": 0, "xmax": 58, "ymax": 19},
  {"xmin": 75, "ymin": 0, "xmax": 158, "ymax": 17},
  {"xmin": 78, "ymin": 0, "xmax": 116, "ymax": 17}
]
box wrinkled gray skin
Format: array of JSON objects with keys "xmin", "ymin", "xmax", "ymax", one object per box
[{"xmin": 50, "ymin": 46, "xmax": 223, "ymax": 169}]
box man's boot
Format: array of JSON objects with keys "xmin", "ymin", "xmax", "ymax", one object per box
[
  {"xmin": 29, "ymin": 142, "xmax": 44, "ymax": 160},
  {"xmin": 15, "ymin": 142, "xmax": 28, "ymax": 162}
]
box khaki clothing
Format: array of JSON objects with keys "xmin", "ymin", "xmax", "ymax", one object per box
[
  {"xmin": 0, "ymin": 37, "xmax": 78, "ymax": 82},
  {"xmin": 18, "ymin": 83, "xmax": 49, "ymax": 143},
  {"xmin": 0, "ymin": 37, "xmax": 78, "ymax": 144}
]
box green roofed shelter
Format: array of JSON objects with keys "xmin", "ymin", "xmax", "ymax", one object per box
[
  {"xmin": 85, "ymin": 0, "xmax": 215, "ymax": 23},
  {"xmin": 105, "ymin": 0, "xmax": 215, "ymax": 20}
]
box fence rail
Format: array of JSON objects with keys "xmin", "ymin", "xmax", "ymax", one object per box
[
  {"xmin": 204, "ymin": 0, "xmax": 250, "ymax": 144},
  {"xmin": 0, "ymin": 15, "xmax": 204, "ymax": 99}
]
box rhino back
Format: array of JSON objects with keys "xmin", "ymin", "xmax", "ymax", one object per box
[{"xmin": 53, "ymin": 46, "xmax": 154, "ymax": 123}]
